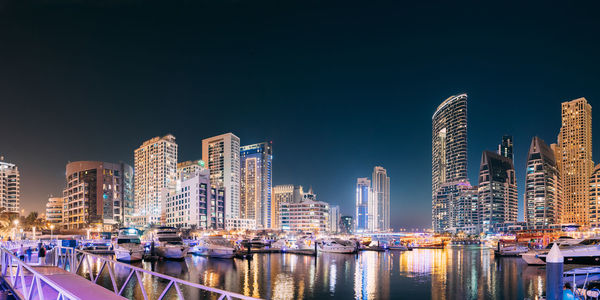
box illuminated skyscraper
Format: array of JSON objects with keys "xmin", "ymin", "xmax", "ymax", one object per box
[
  {"xmin": 557, "ymin": 97, "xmax": 593, "ymax": 226},
  {"xmin": 478, "ymin": 151, "xmax": 518, "ymax": 233},
  {"xmin": 355, "ymin": 178, "xmax": 371, "ymax": 232},
  {"xmin": 272, "ymin": 184, "xmax": 303, "ymax": 229},
  {"xmin": 177, "ymin": 160, "xmax": 206, "ymax": 181},
  {"xmin": 202, "ymin": 133, "xmax": 241, "ymax": 222},
  {"xmin": 432, "ymin": 94, "xmax": 468, "ymax": 230},
  {"xmin": 433, "ymin": 180, "xmax": 478, "ymax": 234},
  {"xmin": 134, "ymin": 135, "xmax": 178, "ymax": 224},
  {"xmin": 524, "ymin": 137, "xmax": 562, "ymax": 229},
  {"xmin": 371, "ymin": 166, "xmax": 390, "ymax": 231},
  {"xmin": 0, "ymin": 157, "xmax": 19, "ymax": 213},
  {"xmin": 498, "ymin": 135, "xmax": 514, "ymax": 161},
  {"xmin": 240, "ymin": 141, "xmax": 273, "ymax": 228}
]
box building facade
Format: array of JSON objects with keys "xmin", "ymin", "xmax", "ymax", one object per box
[
  {"xmin": 525, "ymin": 137, "xmax": 562, "ymax": 229},
  {"xmin": 590, "ymin": 165, "xmax": 600, "ymax": 228},
  {"xmin": 177, "ymin": 160, "xmax": 206, "ymax": 181},
  {"xmin": 280, "ymin": 199, "xmax": 329, "ymax": 232},
  {"xmin": 329, "ymin": 205, "xmax": 340, "ymax": 233},
  {"xmin": 202, "ymin": 133, "xmax": 241, "ymax": 223},
  {"xmin": 46, "ymin": 197, "xmax": 63, "ymax": 224},
  {"xmin": 62, "ymin": 161, "xmax": 133, "ymax": 229},
  {"xmin": 134, "ymin": 135, "xmax": 178, "ymax": 224},
  {"xmin": 0, "ymin": 158, "xmax": 20, "ymax": 213},
  {"xmin": 340, "ymin": 216, "xmax": 353, "ymax": 234},
  {"xmin": 433, "ymin": 180, "xmax": 478, "ymax": 234},
  {"xmin": 557, "ymin": 98, "xmax": 593, "ymax": 226},
  {"xmin": 432, "ymin": 94, "xmax": 468, "ymax": 230},
  {"xmin": 355, "ymin": 178, "xmax": 371, "ymax": 232},
  {"xmin": 272, "ymin": 184, "xmax": 304, "ymax": 229},
  {"xmin": 371, "ymin": 166, "xmax": 390, "ymax": 232},
  {"xmin": 165, "ymin": 169, "xmax": 225, "ymax": 230},
  {"xmin": 240, "ymin": 142, "xmax": 273, "ymax": 229},
  {"xmin": 478, "ymin": 151, "xmax": 518, "ymax": 233}
]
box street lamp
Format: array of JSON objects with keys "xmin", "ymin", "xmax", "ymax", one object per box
[
  {"xmin": 32, "ymin": 226, "xmax": 36, "ymax": 240},
  {"xmin": 50, "ymin": 224, "xmax": 55, "ymax": 242}
]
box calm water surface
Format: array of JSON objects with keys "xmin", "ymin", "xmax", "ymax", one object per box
[{"xmin": 90, "ymin": 245, "xmax": 547, "ymax": 299}]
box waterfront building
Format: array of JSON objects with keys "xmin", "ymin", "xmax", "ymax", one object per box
[
  {"xmin": 202, "ymin": 133, "xmax": 241, "ymax": 223},
  {"xmin": 45, "ymin": 197, "xmax": 63, "ymax": 224},
  {"xmin": 240, "ymin": 142, "xmax": 273, "ymax": 229},
  {"xmin": 498, "ymin": 135, "xmax": 514, "ymax": 161},
  {"xmin": 225, "ymin": 218, "xmax": 256, "ymax": 231},
  {"xmin": 177, "ymin": 160, "xmax": 206, "ymax": 181},
  {"xmin": 134, "ymin": 135, "xmax": 178, "ymax": 225},
  {"xmin": 590, "ymin": 165, "xmax": 600, "ymax": 228},
  {"xmin": 524, "ymin": 137, "xmax": 562, "ymax": 229},
  {"xmin": 329, "ymin": 205, "xmax": 340, "ymax": 233},
  {"xmin": 556, "ymin": 97, "xmax": 593, "ymax": 226},
  {"xmin": 478, "ymin": 151, "xmax": 518, "ymax": 233},
  {"xmin": 62, "ymin": 161, "xmax": 133, "ymax": 229},
  {"xmin": 272, "ymin": 184, "xmax": 304, "ymax": 229},
  {"xmin": 0, "ymin": 158, "xmax": 20, "ymax": 213},
  {"xmin": 371, "ymin": 166, "xmax": 390, "ymax": 232},
  {"xmin": 340, "ymin": 215, "xmax": 353, "ymax": 234},
  {"xmin": 432, "ymin": 94, "xmax": 468, "ymax": 231},
  {"xmin": 280, "ymin": 199, "xmax": 329, "ymax": 232},
  {"xmin": 355, "ymin": 178, "xmax": 371, "ymax": 232},
  {"xmin": 433, "ymin": 180, "xmax": 479, "ymax": 234},
  {"xmin": 165, "ymin": 169, "xmax": 225, "ymax": 229}
]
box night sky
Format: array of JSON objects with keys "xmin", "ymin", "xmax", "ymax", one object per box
[{"xmin": 2, "ymin": 1, "xmax": 600, "ymax": 230}]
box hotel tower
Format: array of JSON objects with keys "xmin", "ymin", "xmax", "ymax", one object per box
[
  {"xmin": 432, "ymin": 94, "xmax": 468, "ymax": 232},
  {"xmin": 134, "ymin": 135, "xmax": 178, "ymax": 224},
  {"xmin": 371, "ymin": 166, "xmax": 390, "ymax": 232},
  {"xmin": 240, "ymin": 141, "xmax": 273, "ymax": 228},
  {"xmin": 556, "ymin": 98, "xmax": 593, "ymax": 226},
  {"xmin": 0, "ymin": 157, "xmax": 19, "ymax": 213}
]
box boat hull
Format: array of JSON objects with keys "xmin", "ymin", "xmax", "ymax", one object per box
[
  {"xmin": 115, "ymin": 249, "xmax": 144, "ymax": 262},
  {"xmin": 156, "ymin": 246, "xmax": 189, "ymax": 259},
  {"xmin": 540, "ymin": 255, "xmax": 600, "ymax": 265}
]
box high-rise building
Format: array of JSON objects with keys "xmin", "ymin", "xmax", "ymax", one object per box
[
  {"xmin": 280, "ymin": 199, "xmax": 329, "ymax": 232},
  {"xmin": 432, "ymin": 94, "xmax": 468, "ymax": 230},
  {"xmin": 134, "ymin": 135, "xmax": 178, "ymax": 224},
  {"xmin": 498, "ymin": 135, "xmax": 514, "ymax": 161},
  {"xmin": 524, "ymin": 137, "xmax": 562, "ymax": 229},
  {"xmin": 590, "ymin": 165, "xmax": 600, "ymax": 228},
  {"xmin": 557, "ymin": 98, "xmax": 593, "ymax": 226},
  {"xmin": 272, "ymin": 184, "xmax": 304, "ymax": 229},
  {"xmin": 329, "ymin": 205, "xmax": 340, "ymax": 233},
  {"xmin": 340, "ymin": 216, "xmax": 353, "ymax": 234},
  {"xmin": 0, "ymin": 158, "xmax": 20, "ymax": 213},
  {"xmin": 240, "ymin": 142, "xmax": 273, "ymax": 229},
  {"xmin": 202, "ymin": 133, "xmax": 241, "ymax": 223},
  {"xmin": 46, "ymin": 197, "xmax": 63, "ymax": 224},
  {"xmin": 433, "ymin": 180, "xmax": 478, "ymax": 234},
  {"xmin": 63, "ymin": 161, "xmax": 133, "ymax": 229},
  {"xmin": 371, "ymin": 166, "xmax": 390, "ymax": 232},
  {"xmin": 165, "ymin": 169, "xmax": 225, "ymax": 230},
  {"xmin": 355, "ymin": 178, "xmax": 371, "ymax": 232},
  {"xmin": 478, "ymin": 151, "xmax": 518, "ymax": 233}
]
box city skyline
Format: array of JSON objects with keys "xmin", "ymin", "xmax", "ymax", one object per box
[{"xmin": 4, "ymin": 1, "xmax": 600, "ymax": 229}]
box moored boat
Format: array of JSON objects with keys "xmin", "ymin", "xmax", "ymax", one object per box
[
  {"xmin": 317, "ymin": 238, "xmax": 356, "ymax": 254},
  {"xmin": 193, "ymin": 236, "xmax": 235, "ymax": 259},
  {"xmin": 113, "ymin": 228, "xmax": 144, "ymax": 262},
  {"xmin": 154, "ymin": 227, "xmax": 189, "ymax": 259}
]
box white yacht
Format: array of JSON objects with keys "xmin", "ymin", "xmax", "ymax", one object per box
[
  {"xmin": 154, "ymin": 227, "xmax": 189, "ymax": 259},
  {"xmin": 538, "ymin": 238, "xmax": 600, "ymax": 265},
  {"xmin": 113, "ymin": 228, "xmax": 145, "ymax": 262},
  {"xmin": 269, "ymin": 239, "xmax": 288, "ymax": 250},
  {"xmin": 192, "ymin": 236, "xmax": 235, "ymax": 259},
  {"xmin": 495, "ymin": 244, "xmax": 530, "ymax": 256},
  {"xmin": 317, "ymin": 238, "xmax": 356, "ymax": 254},
  {"xmin": 521, "ymin": 237, "xmax": 583, "ymax": 265}
]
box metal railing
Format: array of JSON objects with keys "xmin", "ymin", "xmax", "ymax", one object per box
[
  {"xmin": 0, "ymin": 247, "xmax": 81, "ymax": 300},
  {"xmin": 54, "ymin": 246, "xmax": 261, "ymax": 300}
]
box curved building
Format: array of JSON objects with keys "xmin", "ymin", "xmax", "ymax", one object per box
[{"xmin": 432, "ymin": 94, "xmax": 468, "ymax": 232}]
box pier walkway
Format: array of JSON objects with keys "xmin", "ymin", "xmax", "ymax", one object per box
[{"xmin": 0, "ymin": 245, "xmax": 261, "ymax": 300}]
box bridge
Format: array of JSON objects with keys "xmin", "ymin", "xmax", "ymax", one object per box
[{"xmin": 0, "ymin": 243, "xmax": 261, "ymax": 300}]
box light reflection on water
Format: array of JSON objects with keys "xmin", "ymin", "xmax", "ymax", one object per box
[{"xmin": 85, "ymin": 245, "xmax": 545, "ymax": 299}]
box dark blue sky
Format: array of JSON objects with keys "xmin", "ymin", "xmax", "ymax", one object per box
[{"xmin": 2, "ymin": 0, "xmax": 600, "ymax": 229}]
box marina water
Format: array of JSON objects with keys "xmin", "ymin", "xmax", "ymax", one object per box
[{"xmin": 86, "ymin": 245, "xmax": 547, "ymax": 299}]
